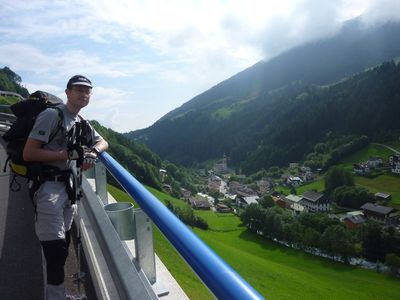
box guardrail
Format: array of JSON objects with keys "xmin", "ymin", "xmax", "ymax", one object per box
[
  {"xmin": 0, "ymin": 105, "xmax": 16, "ymax": 132},
  {"xmin": 0, "ymin": 90, "xmax": 24, "ymax": 100},
  {"xmin": 100, "ymin": 152, "xmax": 264, "ymax": 300}
]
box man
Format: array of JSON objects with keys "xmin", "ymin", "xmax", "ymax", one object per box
[{"xmin": 23, "ymin": 75, "xmax": 108, "ymax": 299}]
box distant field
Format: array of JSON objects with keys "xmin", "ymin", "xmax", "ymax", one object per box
[
  {"xmin": 276, "ymin": 143, "xmax": 400, "ymax": 209},
  {"xmin": 339, "ymin": 143, "xmax": 394, "ymax": 167},
  {"xmin": 356, "ymin": 174, "xmax": 400, "ymax": 209},
  {"xmin": 337, "ymin": 143, "xmax": 400, "ymax": 209},
  {"xmin": 0, "ymin": 96, "xmax": 16, "ymax": 113},
  {"xmin": 0, "ymin": 95, "xmax": 19, "ymax": 105},
  {"xmin": 276, "ymin": 178, "xmax": 325, "ymax": 196},
  {"xmin": 108, "ymin": 184, "xmax": 400, "ymax": 300},
  {"xmin": 295, "ymin": 178, "xmax": 325, "ymax": 194}
]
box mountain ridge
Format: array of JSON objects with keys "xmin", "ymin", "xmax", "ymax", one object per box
[
  {"xmin": 158, "ymin": 20, "xmax": 400, "ymax": 121},
  {"xmin": 126, "ymin": 20, "xmax": 400, "ymax": 172}
]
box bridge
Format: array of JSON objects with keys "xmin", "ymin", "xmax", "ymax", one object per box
[{"xmin": 0, "ymin": 99, "xmax": 264, "ymax": 299}]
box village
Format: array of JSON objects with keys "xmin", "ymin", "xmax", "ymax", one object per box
[{"xmin": 162, "ymin": 152, "xmax": 400, "ymax": 231}]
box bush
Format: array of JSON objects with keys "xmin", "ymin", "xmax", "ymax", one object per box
[
  {"xmin": 386, "ymin": 253, "xmax": 400, "ymax": 276},
  {"xmin": 332, "ymin": 186, "xmax": 374, "ymax": 209}
]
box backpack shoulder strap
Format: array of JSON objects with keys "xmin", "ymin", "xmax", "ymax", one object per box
[{"xmin": 47, "ymin": 107, "xmax": 64, "ymax": 143}]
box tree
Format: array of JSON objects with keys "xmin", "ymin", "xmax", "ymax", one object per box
[
  {"xmin": 290, "ymin": 185, "xmax": 297, "ymax": 195},
  {"xmin": 324, "ymin": 166, "xmax": 354, "ymax": 195},
  {"xmin": 382, "ymin": 226, "xmax": 400, "ymax": 256},
  {"xmin": 259, "ymin": 195, "xmax": 274, "ymax": 208},
  {"xmin": 359, "ymin": 221, "xmax": 385, "ymax": 262},
  {"xmin": 298, "ymin": 212, "xmax": 340, "ymax": 234},
  {"xmin": 332, "ymin": 185, "xmax": 374, "ymax": 209},
  {"xmin": 385, "ymin": 253, "xmax": 400, "ymax": 276},
  {"xmin": 240, "ymin": 203, "xmax": 265, "ymax": 232},
  {"xmin": 321, "ymin": 225, "xmax": 355, "ymax": 262},
  {"xmin": 301, "ymin": 227, "xmax": 321, "ymax": 250},
  {"xmin": 2, "ymin": 66, "xmax": 21, "ymax": 84},
  {"xmin": 282, "ymin": 220, "xmax": 304, "ymax": 247},
  {"xmin": 314, "ymin": 143, "xmax": 326, "ymax": 154}
]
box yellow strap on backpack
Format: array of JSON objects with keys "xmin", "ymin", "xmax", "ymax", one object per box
[{"xmin": 10, "ymin": 162, "xmax": 28, "ymax": 177}]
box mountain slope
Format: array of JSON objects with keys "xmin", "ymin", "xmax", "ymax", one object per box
[
  {"xmin": 126, "ymin": 20, "xmax": 400, "ymax": 171},
  {"xmin": 160, "ymin": 20, "xmax": 400, "ymax": 121}
]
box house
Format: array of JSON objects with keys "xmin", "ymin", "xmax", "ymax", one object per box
[
  {"xmin": 374, "ymin": 192, "xmax": 392, "ymax": 202},
  {"xmin": 236, "ymin": 188, "xmax": 258, "ymax": 198},
  {"xmin": 290, "ymin": 203, "xmax": 305, "ymax": 216},
  {"xmin": 285, "ymin": 194, "xmax": 305, "ymax": 215},
  {"xmin": 196, "ymin": 193, "xmax": 215, "ymax": 205},
  {"xmin": 300, "ymin": 170, "xmax": 314, "ymax": 183},
  {"xmin": 360, "ymin": 203, "xmax": 398, "ymax": 225},
  {"xmin": 285, "ymin": 194, "xmax": 302, "ymax": 207},
  {"xmin": 343, "ymin": 215, "xmax": 365, "ymax": 229},
  {"xmin": 228, "ymin": 181, "xmax": 244, "ymax": 194},
  {"xmin": 236, "ymin": 195, "xmax": 259, "ymax": 208},
  {"xmin": 256, "ymin": 179, "xmax": 273, "ymax": 194},
  {"xmin": 208, "ymin": 179, "xmax": 221, "ymax": 192},
  {"xmin": 159, "ymin": 168, "xmax": 167, "ymax": 180},
  {"xmin": 180, "ymin": 188, "xmax": 192, "ymax": 200},
  {"xmin": 367, "ymin": 156, "xmax": 383, "ymax": 169},
  {"xmin": 300, "ymin": 191, "xmax": 330, "ymax": 212},
  {"xmin": 342, "ymin": 212, "xmax": 365, "ymax": 229},
  {"xmin": 213, "ymin": 153, "xmax": 230, "ymax": 174},
  {"xmin": 189, "ymin": 197, "xmax": 211, "ymax": 210},
  {"xmin": 162, "ymin": 184, "xmax": 172, "ymax": 193},
  {"xmin": 216, "ymin": 203, "xmax": 231, "ymax": 213},
  {"xmin": 389, "ymin": 154, "xmax": 400, "ymax": 175},
  {"xmin": 271, "ymin": 195, "xmax": 286, "ymax": 208},
  {"xmin": 353, "ymin": 163, "xmax": 370, "ymax": 175},
  {"xmin": 287, "ymin": 176, "xmax": 303, "ymax": 187}
]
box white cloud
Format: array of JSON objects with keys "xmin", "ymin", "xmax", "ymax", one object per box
[
  {"xmin": 0, "ymin": 43, "xmax": 138, "ymax": 80},
  {"xmin": 24, "ymin": 83, "xmax": 63, "ymax": 97},
  {"xmin": 81, "ymin": 86, "xmax": 136, "ymax": 131},
  {"xmin": 1, "ymin": 0, "xmax": 399, "ymax": 132}
]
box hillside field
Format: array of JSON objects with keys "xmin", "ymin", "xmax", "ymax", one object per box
[{"xmin": 108, "ymin": 184, "xmax": 400, "ymax": 300}]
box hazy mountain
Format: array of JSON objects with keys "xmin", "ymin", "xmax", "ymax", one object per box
[{"xmin": 126, "ymin": 20, "xmax": 400, "ymax": 173}]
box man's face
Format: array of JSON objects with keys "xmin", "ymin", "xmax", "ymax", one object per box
[{"xmin": 66, "ymin": 85, "xmax": 92, "ymax": 109}]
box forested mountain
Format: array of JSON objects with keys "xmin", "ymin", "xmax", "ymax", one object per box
[
  {"xmin": 90, "ymin": 122, "xmax": 198, "ymax": 194},
  {"xmin": 126, "ymin": 20, "xmax": 400, "ymax": 173},
  {"xmin": 0, "ymin": 67, "xmax": 29, "ymax": 97}
]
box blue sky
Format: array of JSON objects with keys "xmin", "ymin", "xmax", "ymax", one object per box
[{"xmin": 1, "ymin": 0, "xmax": 399, "ymax": 133}]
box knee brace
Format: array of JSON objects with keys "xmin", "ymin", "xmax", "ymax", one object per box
[{"xmin": 41, "ymin": 239, "xmax": 69, "ymax": 285}]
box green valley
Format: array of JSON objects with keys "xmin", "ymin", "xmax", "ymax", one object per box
[{"xmin": 108, "ymin": 183, "xmax": 400, "ymax": 300}]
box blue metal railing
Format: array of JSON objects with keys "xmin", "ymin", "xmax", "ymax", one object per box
[{"xmin": 99, "ymin": 152, "xmax": 264, "ymax": 300}]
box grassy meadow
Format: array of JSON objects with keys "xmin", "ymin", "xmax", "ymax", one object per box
[
  {"xmin": 108, "ymin": 184, "xmax": 400, "ymax": 300},
  {"xmin": 337, "ymin": 143, "xmax": 400, "ymax": 209}
]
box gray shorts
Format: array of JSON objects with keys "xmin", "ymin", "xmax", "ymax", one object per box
[{"xmin": 34, "ymin": 181, "xmax": 77, "ymax": 241}]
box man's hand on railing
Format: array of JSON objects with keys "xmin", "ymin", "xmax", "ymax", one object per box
[
  {"xmin": 82, "ymin": 149, "xmax": 97, "ymax": 171},
  {"xmin": 67, "ymin": 145, "xmax": 85, "ymax": 160}
]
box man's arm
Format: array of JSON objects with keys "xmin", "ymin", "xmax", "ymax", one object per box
[
  {"xmin": 91, "ymin": 139, "xmax": 109, "ymax": 154},
  {"xmin": 23, "ymin": 138, "xmax": 68, "ymax": 162}
]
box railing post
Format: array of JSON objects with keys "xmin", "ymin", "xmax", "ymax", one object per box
[
  {"xmin": 94, "ymin": 162, "xmax": 108, "ymax": 204},
  {"xmin": 134, "ymin": 208, "xmax": 156, "ymax": 284}
]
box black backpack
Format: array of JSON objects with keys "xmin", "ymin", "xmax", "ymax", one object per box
[{"xmin": 3, "ymin": 91, "xmax": 64, "ymax": 186}]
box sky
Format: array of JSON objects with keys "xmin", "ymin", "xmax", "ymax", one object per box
[{"xmin": 1, "ymin": 0, "xmax": 399, "ymax": 133}]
